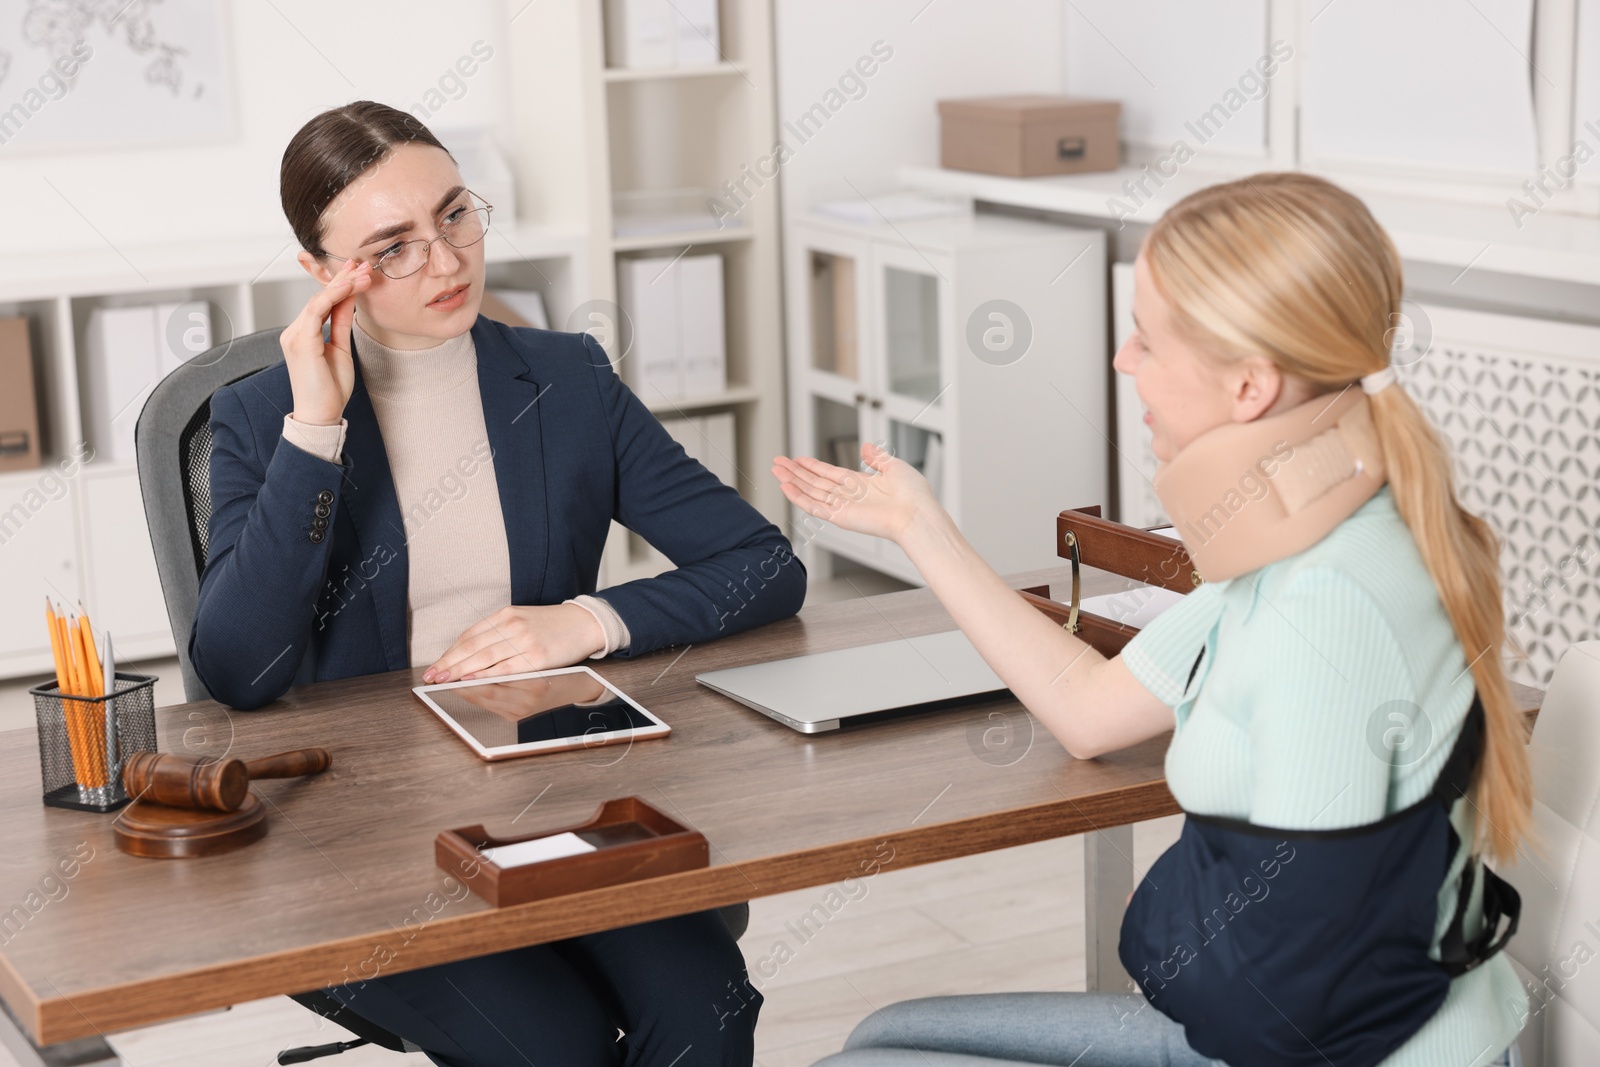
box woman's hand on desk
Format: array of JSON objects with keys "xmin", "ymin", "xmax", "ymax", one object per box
[
  {"xmin": 422, "ymin": 604, "xmax": 606, "ymax": 683},
  {"xmin": 771, "ymin": 441, "xmax": 940, "ymax": 545}
]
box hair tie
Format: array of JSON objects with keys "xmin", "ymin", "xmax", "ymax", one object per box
[{"xmin": 1360, "ymin": 366, "xmax": 1398, "ymax": 395}]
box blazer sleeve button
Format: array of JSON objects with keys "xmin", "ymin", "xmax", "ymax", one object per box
[
  {"xmin": 317, "ymin": 489, "xmax": 334, "ymax": 504},
  {"xmin": 309, "ymin": 529, "xmax": 325, "ymax": 544},
  {"xmin": 314, "ymin": 502, "xmax": 331, "ymax": 518},
  {"xmin": 312, "ymin": 516, "xmax": 328, "ymax": 531}
]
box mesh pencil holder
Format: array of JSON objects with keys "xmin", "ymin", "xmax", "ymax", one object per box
[{"xmin": 28, "ymin": 672, "xmax": 159, "ymax": 813}]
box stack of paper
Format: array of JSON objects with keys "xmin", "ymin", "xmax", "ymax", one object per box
[
  {"xmin": 812, "ymin": 192, "xmax": 968, "ymax": 226},
  {"xmin": 1073, "ymin": 584, "xmax": 1185, "ymax": 629},
  {"xmin": 604, "ymin": 0, "xmax": 720, "ymax": 68}
]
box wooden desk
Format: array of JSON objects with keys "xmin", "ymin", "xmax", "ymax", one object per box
[{"xmin": 0, "ymin": 562, "xmax": 1544, "ymax": 1063}]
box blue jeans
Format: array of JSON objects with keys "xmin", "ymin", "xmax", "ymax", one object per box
[{"xmin": 812, "ymin": 992, "xmax": 1522, "ymax": 1067}]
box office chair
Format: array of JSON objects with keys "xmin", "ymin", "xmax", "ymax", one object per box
[
  {"xmin": 134, "ymin": 327, "xmax": 750, "ymax": 1063},
  {"xmin": 1500, "ymin": 642, "xmax": 1600, "ymax": 1065},
  {"xmin": 134, "ymin": 326, "xmax": 423, "ymax": 1061}
]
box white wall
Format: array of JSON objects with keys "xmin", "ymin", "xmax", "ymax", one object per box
[
  {"xmin": 772, "ymin": 0, "xmax": 1063, "ymax": 221},
  {"xmin": 0, "ymin": 1, "xmax": 514, "ymax": 257}
]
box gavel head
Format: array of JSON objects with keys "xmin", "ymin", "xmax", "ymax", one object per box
[{"xmin": 122, "ymin": 751, "xmax": 250, "ymax": 812}]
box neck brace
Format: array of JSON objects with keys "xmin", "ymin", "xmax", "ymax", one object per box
[{"xmin": 1151, "ymin": 387, "xmax": 1387, "ymax": 582}]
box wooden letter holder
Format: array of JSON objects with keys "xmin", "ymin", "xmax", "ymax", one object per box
[
  {"xmin": 1017, "ymin": 505, "xmax": 1199, "ymax": 655},
  {"xmin": 436, "ymin": 796, "xmax": 710, "ymax": 907}
]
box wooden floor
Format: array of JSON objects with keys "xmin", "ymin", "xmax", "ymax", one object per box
[{"xmin": 0, "ymin": 559, "xmax": 1185, "ymax": 1066}]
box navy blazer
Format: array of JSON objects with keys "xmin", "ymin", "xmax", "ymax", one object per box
[{"xmin": 190, "ymin": 315, "xmax": 806, "ymax": 710}]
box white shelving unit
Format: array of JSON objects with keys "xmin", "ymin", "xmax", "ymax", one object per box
[
  {"xmin": 785, "ymin": 209, "xmax": 1108, "ymax": 585},
  {"xmin": 511, "ymin": 0, "xmax": 788, "ymax": 586},
  {"xmin": 0, "ymin": 226, "xmax": 586, "ymax": 681}
]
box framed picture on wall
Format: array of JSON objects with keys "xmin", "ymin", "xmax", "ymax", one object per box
[{"xmin": 0, "ymin": 0, "xmax": 235, "ymax": 152}]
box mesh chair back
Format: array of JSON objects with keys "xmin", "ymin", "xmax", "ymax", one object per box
[{"xmin": 134, "ymin": 328, "xmax": 287, "ymax": 703}]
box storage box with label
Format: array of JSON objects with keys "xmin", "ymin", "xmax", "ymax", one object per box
[
  {"xmin": 0, "ymin": 316, "xmax": 41, "ymax": 473},
  {"xmin": 938, "ymin": 95, "xmax": 1121, "ymax": 177}
]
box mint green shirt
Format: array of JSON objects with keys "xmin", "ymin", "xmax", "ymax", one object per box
[{"xmin": 1121, "ymin": 486, "xmax": 1527, "ymax": 1066}]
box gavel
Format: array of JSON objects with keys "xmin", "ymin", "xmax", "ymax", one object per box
[{"xmin": 121, "ymin": 748, "xmax": 332, "ymax": 812}]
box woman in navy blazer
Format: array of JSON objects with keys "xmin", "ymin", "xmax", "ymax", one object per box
[{"xmin": 189, "ymin": 100, "xmax": 802, "ymax": 1066}]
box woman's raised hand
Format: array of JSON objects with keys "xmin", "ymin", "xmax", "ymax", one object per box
[
  {"xmin": 771, "ymin": 441, "xmax": 941, "ymax": 545},
  {"xmin": 280, "ymin": 259, "xmax": 372, "ymax": 426}
]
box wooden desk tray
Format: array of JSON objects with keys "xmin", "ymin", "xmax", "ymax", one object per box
[
  {"xmin": 1017, "ymin": 505, "xmax": 1199, "ymax": 659},
  {"xmin": 436, "ymin": 796, "xmax": 710, "ymax": 907}
]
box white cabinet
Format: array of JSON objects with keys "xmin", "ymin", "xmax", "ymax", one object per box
[{"xmin": 785, "ymin": 211, "xmax": 1108, "ymax": 584}]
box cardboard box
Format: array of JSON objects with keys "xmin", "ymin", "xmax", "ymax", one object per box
[
  {"xmin": 0, "ymin": 317, "xmax": 41, "ymax": 472},
  {"xmin": 938, "ymin": 95, "xmax": 1121, "ymax": 177}
]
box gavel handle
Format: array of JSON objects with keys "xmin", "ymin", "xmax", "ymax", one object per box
[{"xmin": 242, "ymin": 748, "xmax": 332, "ymax": 780}]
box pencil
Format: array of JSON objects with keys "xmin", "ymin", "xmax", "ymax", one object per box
[
  {"xmin": 64, "ymin": 613, "xmax": 94, "ymax": 787},
  {"xmin": 78, "ymin": 609, "xmax": 103, "ymax": 692},
  {"xmin": 74, "ymin": 612, "xmax": 107, "ymax": 787},
  {"xmin": 52, "ymin": 604, "xmax": 94, "ymax": 790},
  {"xmin": 101, "ymin": 630, "xmax": 119, "ymax": 790},
  {"xmin": 44, "ymin": 599, "xmax": 89, "ymax": 785}
]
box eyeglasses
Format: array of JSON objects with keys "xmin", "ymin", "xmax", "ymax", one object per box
[{"xmin": 320, "ymin": 190, "xmax": 494, "ymax": 280}]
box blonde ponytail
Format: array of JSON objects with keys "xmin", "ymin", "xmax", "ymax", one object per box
[
  {"xmin": 1366, "ymin": 386, "xmax": 1531, "ymax": 861},
  {"xmin": 1145, "ymin": 172, "xmax": 1532, "ymax": 863}
]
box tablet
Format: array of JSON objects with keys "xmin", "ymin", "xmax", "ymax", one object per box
[{"xmin": 413, "ymin": 666, "xmax": 669, "ymax": 761}]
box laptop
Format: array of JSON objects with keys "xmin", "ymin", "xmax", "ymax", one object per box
[{"xmin": 694, "ymin": 629, "xmax": 1010, "ymax": 733}]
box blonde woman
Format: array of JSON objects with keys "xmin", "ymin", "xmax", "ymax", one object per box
[{"xmin": 777, "ymin": 173, "xmax": 1529, "ymax": 1067}]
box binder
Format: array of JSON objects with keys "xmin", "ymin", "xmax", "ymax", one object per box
[
  {"xmin": 678, "ymin": 253, "xmax": 726, "ymax": 397},
  {"xmin": 617, "ymin": 253, "xmax": 727, "ymax": 401},
  {"xmin": 618, "ymin": 255, "xmax": 683, "ymax": 400},
  {"xmin": 0, "ymin": 316, "xmax": 40, "ymax": 472}
]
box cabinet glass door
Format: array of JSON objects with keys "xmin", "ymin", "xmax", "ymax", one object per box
[
  {"xmin": 808, "ymin": 393, "xmax": 880, "ymax": 563},
  {"xmin": 882, "ymin": 264, "xmax": 943, "ymax": 407},
  {"xmin": 887, "ymin": 419, "xmax": 945, "ymax": 504}
]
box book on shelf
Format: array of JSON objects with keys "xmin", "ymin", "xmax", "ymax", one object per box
[
  {"xmin": 809, "ymin": 252, "xmax": 857, "ymax": 380},
  {"xmin": 611, "ymin": 189, "xmax": 745, "ymax": 238}
]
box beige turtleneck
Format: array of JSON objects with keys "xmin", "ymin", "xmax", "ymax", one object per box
[{"xmin": 278, "ymin": 314, "xmax": 630, "ymax": 664}]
